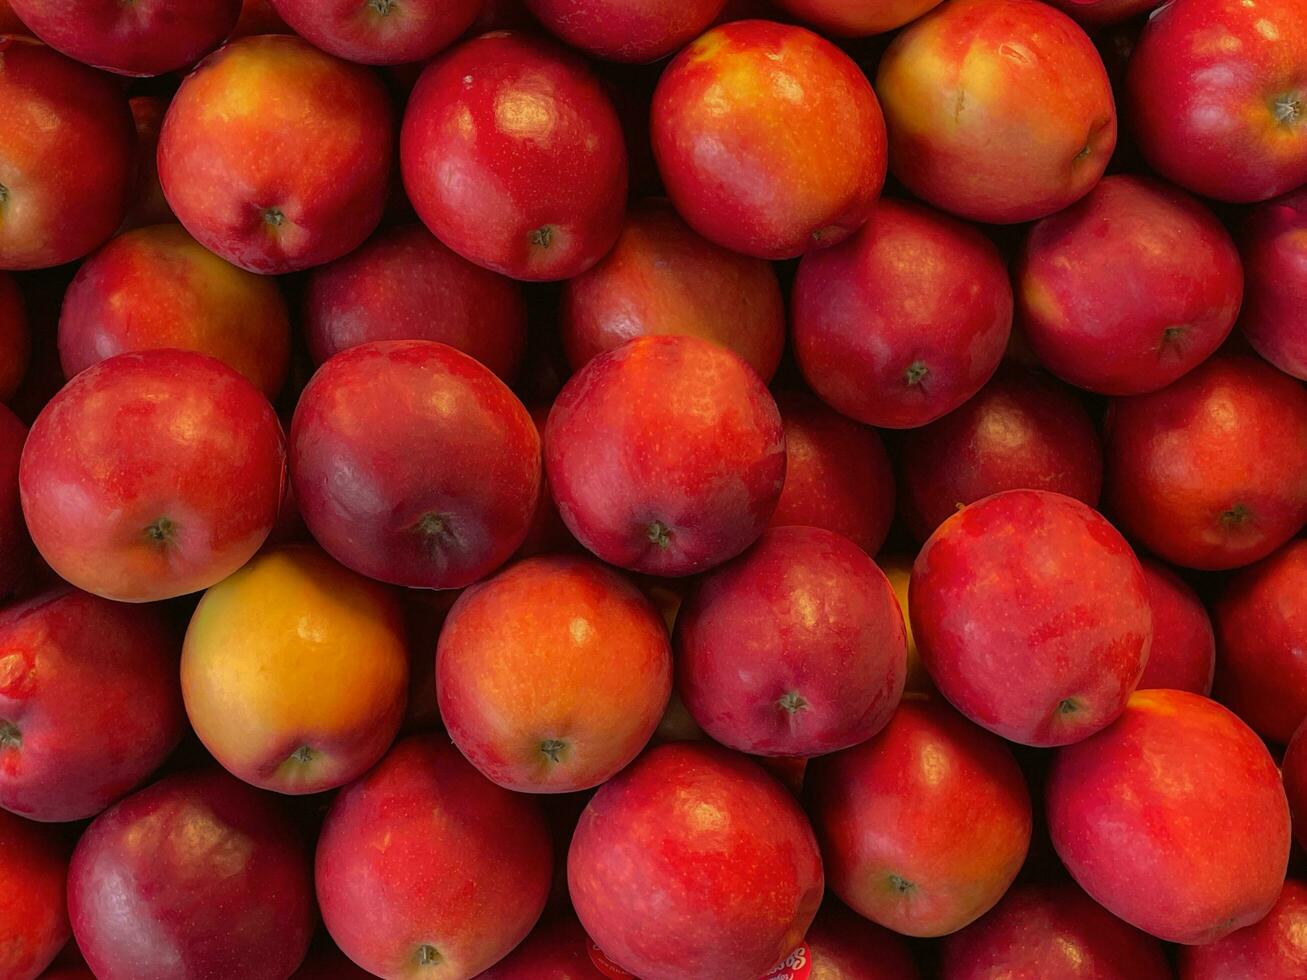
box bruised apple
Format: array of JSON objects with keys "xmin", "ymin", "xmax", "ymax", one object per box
[
  {"xmin": 1241, "ymin": 188, "xmax": 1307, "ymax": 380},
  {"xmin": 525, "ymin": 0, "xmax": 727, "ymax": 61},
  {"xmin": 0, "ymin": 810, "xmax": 69, "ymax": 980},
  {"xmin": 270, "ymin": 0, "xmax": 480, "ymax": 65},
  {"xmin": 1137, "ymin": 559, "xmax": 1215, "ymax": 696}
]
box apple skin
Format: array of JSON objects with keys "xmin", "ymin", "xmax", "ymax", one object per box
[
  {"xmin": 569, "ymin": 741, "xmax": 824, "ymax": 980},
  {"xmin": 292, "ymin": 340, "xmax": 540, "ymax": 590},
  {"xmin": 122, "ymin": 97, "xmax": 175, "ymax": 231},
  {"xmin": 545, "ymin": 335, "xmax": 785, "ymax": 576},
  {"xmin": 316, "ymin": 735, "xmax": 553, "ymax": 980},
  {"xmin": 269, "ymin": 0, "xmax": 480, "ymax": 65},
  {"xmin": 69, "ymin": 769, "xmax": 314, "ymax": 980},
  {"xmin": 476, "ymin": 912, "xmax": 606, "ymax": 979},
  {"xmin": 0, "ymin": 37, "xmax": 135, "ymax": 270},
  {"xmin": 1038, "ymin": 0, "xmax": 1160, "ymax": 24},
  {"xmin": 940, "ymin": 880, "xmax": 1171, "ymax": 980},
  {"xmin": 0, "ymin": 272, "xmax": 29, "ymax": 401},
  {"xmin": 1104, "ymin": 354, "xmax": 1307, "ymax": 571},
  {"xmin": 401, "ymin": 32, "xmax": 627, "ymax": 282},
  {"xmin": 0, "ymin": 810, "xmax": 69, "ymax": 980},
  {"xmin": 0, "ymin": 587, "xmax": 184, "ymax": 822},
  {"xmin": 560, "ymin": 199, "xmax": 785, "ymax": 381},
  {"xmin": 792, "ymin": 197, "xmax": 1012, "ymax": 429},
  {"xmin": 676, "ymin": 526, "xmax": 907, "ymax": 757},
  {"xmin": 59, "ymin": 224, "xmax": 292, "ymax": 397},
  {"xmin": 804, "ymin": 902, "xmax": 920, "ymax": 978},
  {"xmin": 1240, "ymin": 188, "xmax": 1307, "ymax": 380},
  {"xmin": 525, "ymin": 0, "xmax": 727, "ymax": 61},
  {"xmin": 303, "ymin": 224, "xmax": 527, "ymax": 382},
  {"xmin": 773, "ymin": 0, "xmax": 944, "ymax": 34},
  {"xmin": 1128, "ymin": 0, "xmax": 1307, "ymax": 203},
  {"xmin": 912, "ymin": 490, "xmax": 1152, "ymax": 746},
  {"xmin": 1018, "ymin": 175, "xmax": 1243, "ymax": 395},
  {"xmin": 770, "ymin": 390, "xmax": 895, "ymax": 556},
  {"xmin": 1047, "ymin": 689, "xmax": 1291, "ymax": 945},
  {"xmin": 876, "ymin": 0, "xmax": 1116, "ymax": 224},
  {"xmin": 1284, "ymin": 719, "xmax": 1307, "ymax": 849},
  {"xmin": 1137, "ymin": 558, "xmax": 1215, "ymax": 696},
  {"xmin": 652, "ymin": 20, "xmax": 886, "ymax": 260},
  {"xmin": 0, "ymin": 403, "xmax": 30, "ymax": 600},
  {"xmin": 158, "ymin": 35, "xmax": 393, "ymax": 275},
  {"xmin": 1179, "ymin": 880, "xmax": 1307, "ymax": 979},
  {"xmin": 807, "ymin": 696, "xmax": 1031, "ymax": 937},
  {"xmin": 19, "ymin": 349, "xmax": 285, "ymax": 603},
  {"xmin": 897, "ymin": 365, "xmax": 1102, "ymax": 541},
  {"xmin": 437, "ymin": 555, "xmax": 672, "ymax": 793}
]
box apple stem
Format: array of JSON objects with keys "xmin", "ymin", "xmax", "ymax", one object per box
[
  {"xmin": 0, "ymin": 720, "xmax": 19, "ymax": 749},
  {"xmin": 904, "ymin": 361, "xmax": 929, "ymax": 387}
]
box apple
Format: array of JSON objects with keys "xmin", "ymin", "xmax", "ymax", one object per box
[
  {"xmin": 807, "ymin": 696, "xmax": 1031, "ymax": 937},
  {"xmin": 545, "ymin": 335, "xmax": 786, "ymax": 576},
  {"xmin": 1178, "ymin": 880, "xmax": 1307, "ymax": 978},
  {"xmin": 1137, "ymin": 558, "xmax": 1215, "ymax": 696},
  {"xmin": 291, "ymin": 340, "xmax": 540, "ymax": 589},
  {"xmin": 569, "ymin": 741, "xmax": 823, "ymax": 980},
  {"xmin": 401, "ymin": 32, "xmax": 627, "ymax": 281},
  {"xmin": 1240, "ymin": 188, "xmax": 1307, "ymax": 380},
  {"xmin": 0, "ymin": 37, "xmax": 135, "ymax": 270},
  {"xmin": 182, "ymin": 545, "xmax": 408, "ymax": 795},
  {"xmin": 804, "ymin": 902, "xmax": 920, "ymax": 978},
  {"xmin": 1047, "ymin": 689, "xmax": 1291, "ymax": 945},
  {"xmin": 0, "ymin": 810, "xmax": 69, "ymax": 980},
  {"xmin": 270, "ymin": 0, "xmax": 480, "ymax": 65},
  {"xmin": 233, "ymin": 0, "xmax": 289, "ymax": 35},
  {"xmin": 1104, "ymin": 354, "xmax": 1307, "ymax": 570},
  {"xmin": 316, "ymin": 735, "xmax": 553, "ymax": 979},
  {"xmin": 0, "ymin": 403, "xmax": 30, "ymax": 600},
  {"xmin": 773, "ymin": 0, "xmax": 944, "ymax": 34},
  {"xmin": 652, "ymin": 19, "xmax": 886, "ymax": 259},
  {"xmin": 69, "ymin": 769, "xmax": 314, "ymax": 980},
  {"xmin": 560, "ymin": 199, "xmax": 785, "ymax": 380},
  {"xmin": 1127, "ymin": 0, "xmax": 1307, "ymax": 202},
  {"xmin": 525, "ymin": 0, "xmax": 726, "ymax": 61},
  {"xmin": 59, "ymin": 224, "xmax": 292, "ymax": 397},
  {"xmin": 897, "ymin": 365, "xmax": 1102, "ymax": 540},
  {"xmin": 0, "ymin": 272, "xmax": 28, "ymax": 401},
  {"xmin": 1284, "ymin": 719, "xmax": 1307, "ymax": 849},
  {"xmin": 878, "ymin": 555, "xmax": 933, "ymax": 694},
  {"xmin": 20, "ymin": 349, "xmax": 285, "ymax": 603},
  {"xmin": 940, "ymin": 880, "xmax": 1171, "ymax": 979},
  {"xmin": 158, "ymin": 35, "xmax": 393, "ymax": 275},
  {"xmin": 676, "ymin": 526, "xmax": 907, "ymax": 757},
  {"xmin": 792, "ymin": 197, "xmax": 1012, "ymax": 429},
  {"xmin": 912, "ymin": 490, "xmax": 1152, "ymax": 746},
  {"xmin": 876, "ymin": 0, "xmax": 1115, "ymax": 223},
  {"xmin": 304, "ymin": 223, "xmax": 527, "ymax": 381},
  {"xmin": 476, "ymin": 912, "xmax": 605, "ymax": 978},
  {"xmin": 122, "ymin": 97, "xmax": 175, "ymax": 231},
  {"xmin": 1043, "ymin": 0, "xmax": 1161, "ymax": 25}
]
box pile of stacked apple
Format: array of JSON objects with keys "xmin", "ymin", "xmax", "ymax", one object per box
[{"xmin": 5, "ymin": 0, "xmax": 1307, "ymax": 976}]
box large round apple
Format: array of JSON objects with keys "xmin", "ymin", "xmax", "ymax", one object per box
[
  {"xmin": 270, "ymin": 0, "xmax": 480, "ymax": 65},
  {"xmin": 1241, "ymin": 188, "xmax": 1307, "ymax": 380},
  {"xmin": 525, "ymin": 0, "xmax": 727, "ymax": 61},
  {"xmin": 0, "ymin": 809, "xmax": 69, "ymax": 980}
]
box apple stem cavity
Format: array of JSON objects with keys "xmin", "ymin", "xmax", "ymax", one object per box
[
  {"xmin": 1221, "ymin": 504, "xmax": 1251, "ymax": 526},
  {"xmin": 646, "ymin": 521, "xmax": 673, "ymax": 550},
  {"xmin": 0, "ymin": 183, "xmax": 7, "ymax": 206},
  {"xmin": 540, "ymin": 738, "xmax": 567, "ymax": 763},
  {"xmin": 290, "ymin": 745, "xmax": 313, "ymax": 764},
  {"xmin": 888, "ymin": 874, "xmax": 915, "ymax": 894},
  {"xmin": 529, "ymin": 226, "xmax": 554, "ymax": 248},
  {"xmin": 413, "ymin": 512, "xmax": 456, "ymax": 555},
  {"xmin": 1160, "ymin": 325, "xmax": 1187, "ymax": 351},
  {"xmin": 904, "ymin": 361, "xmax": 930, "ymax": 387},
  {"xmin": 415, "ymin": 945, "xmax": 442, "ymax": 967},
  {"xmin": 368, "ymin": 0, "xmax": 397, "ymax": 13},
  {"xmin": 263, "ymin": 207, "xmax": 285, "ymax": 229},
  {"xmin": 1274, "ymin": 94, "xmax": 1303, "ymax": 126},
  {"xmin": 144, "ymin": 517, "xmax": 177, "ymax": 547},
  {"xmin": 0, "ymin": 720, "xmax": 19, "ymax": 749},
  {"xmin": 1057, "ymin": 697, "xmax": 1080, "ymax": 715},
  {"xmin": 778, "ymin": 692, "xmax": 809, "ymax": 715}
]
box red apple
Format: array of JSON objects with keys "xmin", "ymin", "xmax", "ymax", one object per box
[
  {"xmin": 59, "ymin": 224, "xmax": 292, "ymax": 397},
  {"xmin": 1043, "ymin": 0, "xmax": 1162, "ymax": 25},
  {"xmin": 0, "ymin": 272, "xmax": 28, "ymax": 401},
  {"xmin": 0, "ymin": 37, "xmax": 135, "ymax": 270},
  {"xmin": 545, "ymin": 335, "xmax": 786, "ymax": 576},
  {"xmin": 401, "ymin": 32, "xmax": 627, "ymax": 281},
  {"xmin": 1047, "ymin": 689, "xmax": 1291, "ymax": 945},
  {"xmin": 876, "ymin": 0, "xmax": 1116, "ymax": 223},
  {"xmin": 569, "ymin": 741, "xmax": 823, "ymax": 980},
  {"xmin": 1127, "ymin": 0, "xmax": 1307, "ymax": 202},
  {"xmin": 1284, "ymin": 718, "xmax": 1307, "ymax": 849},
  {"xmin": 773, "ymin": 0, "xmax": 944, "ymax": 34},
  {"xmin": 525, "ymin": 0, "xmax": 726, "ymax": 61},
  {"xmin": 291, "ymin": 340, "xmax": 540, "ymax": 589},
  {"xmin": 897, "ymin": 365, "xmax": 1103, "ymax": 540},
  {"xmin": 69, "ymin": 769, "xmax": 314, "ymax": 980},
  {"xmin": 1104, "ymin": 354, "xmax": 1307, "ymax": 570},
  {"xmin": 807, "ymin": 696, "xmax": 1031, "ymax": 937},
  {"xmin": 652, "ymin": 20, "xmax": 886, "ymax": 259},
  {"xmin": 676, "ymin": 526, "xmax": 906, "ymax": 757},
  {"xmin": 0, "ymin": 810, "xmax": 68, "ymax": 980},
  {"xmin": 792, "ymin": 197, "xmax": 1012, "ymax": 429},
  {"xmin": 1179, "ymin": 880, "xmax": 1307, "ymax": 978},
  {"xmin": 158, "ymin": 35, "xmax": 393, "ymax": 274},
  {"xmin": 803, "ymin": 902, "xmax": 920, "ymax": 978},
  {"xmin": 940, "ymin": 880, "xmax": 1171, "ymax": 980},
  {"xmin": 20, "ymin": 349, "xmax": 285, "ymax": 603},
  {"xmin": 477, "ymin": 912, "xmax": 605, "ymax": 979},
  {"xmin": 122, "ymin": 97, "xmax": 175, "ymax": 231},
  {"xmin": 560, "ymin": 199, "xmax": 785, "ymax": 381},
  {"xmin": 270, "ymin": 0, "xmax": 480, "ymax": 65},
  {"xmin": 316, "ymin": 735, "xmax": 553, "ymax": 979},
  {"xmin": 0, "ymin": 403, "xmax": 30, "ymax": 600},
  {"xmin": 1241, "ymin": 188, "xmax": 1307, "ymax": 380},
  {"xmin": 912, "ymin": 490, "xmax": 1152, "ymax": 746},
  {"xmin": 1137, "ymin": 558, "xmax": 1215, "ymax": 696}
]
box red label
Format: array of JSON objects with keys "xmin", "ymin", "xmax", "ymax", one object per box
[
  {"xmin": 588, "ymin": 942, "xmax": 637, "ymax": 979},
  {"xmin": 761, "ymin": 945, "xmax": 812, "ymax": 980}
]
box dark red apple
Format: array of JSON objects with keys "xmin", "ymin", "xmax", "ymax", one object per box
[
  {"xmin": 476, "ymin": 912, "xmax": 605, "ymax": 978},
  {"xmin": 0, "ymin": 810, "xmax": 68, "ymax": 980},
  {"xmin": 545, "ymin": 335, "xmax": 785, "ymax": 576},
  {"xmin": 569, "ymin": 741, "xmax": 823, "ymax": 980},
  {"xmin": 526, "ymin": 0, "xmax": 725, "ymax": 60},
  {"xmin": 1047, "ymin": 689, "xmax": 1291, "ymax": 945},
  {"xmin": 1104, "ymin": 354, "xmax": 1307, "ymax": 570},
  {"xmin": 291, "ymin": 340, "xmax": 540, "ymax": 589},
  {"xmin": 122, "ymin": 96, "xmax": 174, "ymax": 231},
  {"xmin": 1241, "ymin": 188, "xmax": 1307, "ymax": 380},
  {"xmin": 1179, "ymin": 880, "xmax": 1307, "ymax": 978},
  {"xmin": 316, "ymin": 735, "xmax": 552, "ymax": 979},
  {"xmin": 0, "ymin": 37, "xmax": 134, "ymax": 270},
  {"xmin": 792, "ymin": 197, "xmax": 1012, "ymax": 429},
  {"xmin": 68, "ymin": 769, "xmax": 315, "ymax": 980},
  {"xmin": 807, "ymin": 696, "xmax": 1031, "ymax": 937},
  {"xmin": 803, "ymin": 902, "xmax": 920, "ymax": 978},
  {"xmin": 303, "ymin": 223, "xmax": 526, "ymax": 381},
  {"xmin": 0, "ymin": 272, "xmax": 28, "ymax": 401},
  {"xmin": 270, "ymin": 0, "xmax": 480, "ymax": 64},
  {"xmin": 1137, "ymin": 558, "xmax": 1214, "ymax": 696},
  {"xmin": 20, "ymin": 349, "xmax": 285, "ymax": 603},
  {"xmin": 401, "ymin": 32, "xmax": 627, "ymax": 281},
  {"xmin": 774, "ymin": 0, "xmax": 944, "ymax": 34},
  {"xmin": 158, "ymin": 35, "xmax": 393, "ymax": 274},
  {"xmin": 1017, "ymin": 175, "xmax": 1243, "ymax": 395},
  {"xmin": 652, "ymin": 19, "xmax": 886, "ymax": 259},
  {"xmin": 0, "ymin": 0, "xmax": 25, "ymax": 30},
  {"xmin": 1284, "ymin": 718, "xmax": 1307, "ymax": 849},
  {"xmin": 1043, "ymin": 0, "xmax": 1161, "ymax": 25},
  {"xmin": 897, "ymin": 365, "xmax": 1102, "ymax": 540},
  {"xmin": 0, "ymin": 403, "xmax": 29, "ymax": 600}
]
